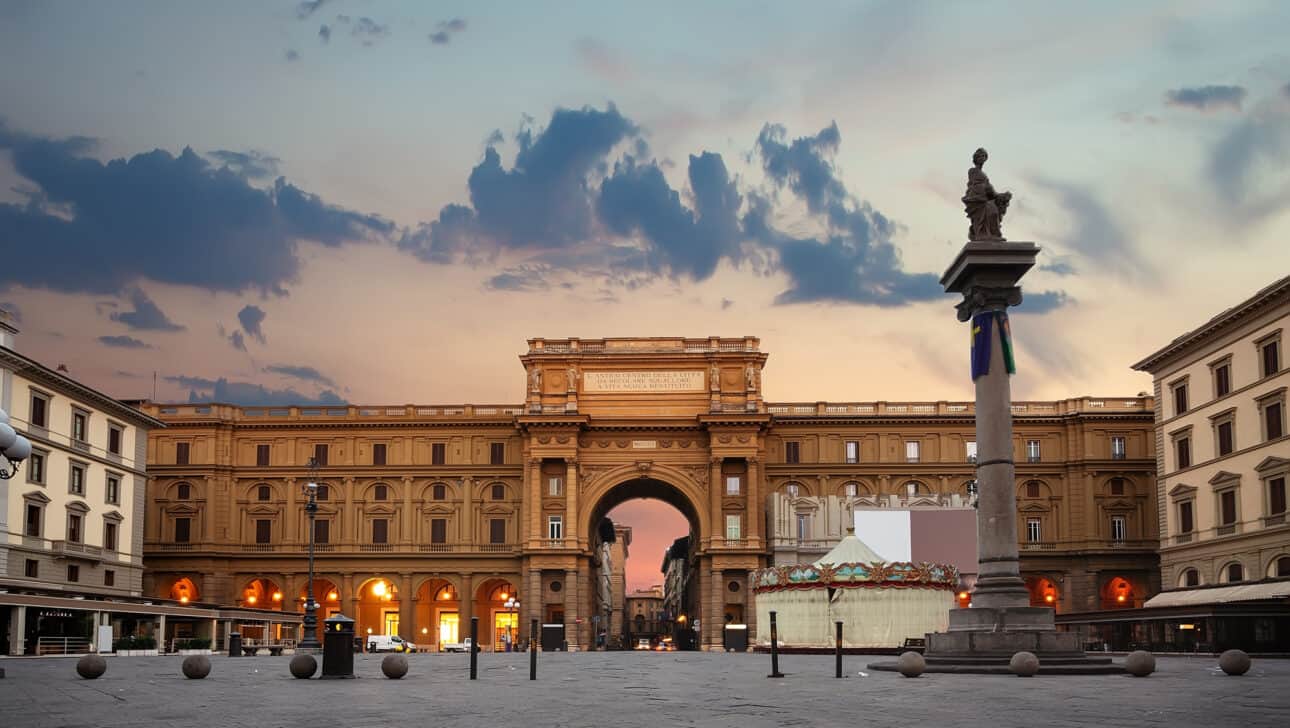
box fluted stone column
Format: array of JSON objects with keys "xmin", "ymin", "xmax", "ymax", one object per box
[{"xmin": 563, "ymin": 568, "xmax": 579, "ymax": 650}]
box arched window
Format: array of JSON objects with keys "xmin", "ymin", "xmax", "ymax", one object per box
[
  {"xmin": 1277, "ymin": 556, "xmax": 1290, "ymax": 578},
  {"xmin": 432, "ymin": 484, "xmax": 447, "ymax": 501},
  {"xmin": 843, "ymin": 482, "xmax": 858, "ymax": 498},
  {"xmin": 315, "ymin": 484, "xmax": 329, "ymax": 501},
  {"xmin": 176, "ymin": 483, "xmax": 191, "ymax": 500},
  {"xmin": 1109, "ymin": 478, "xmax": 1126, "ymax": 496},
  {"xmin": 785, "ymin": 483, "xmax": 800, "ymax": 497},
  {"xmin": 374, "ymin": 484, "xmax": 388, "ymax": 501},
  {"xmin": 257, "ymin": 485, "xmax": 271, "ymax": 501},
  {"xmin": 1179, "ymin": 568, "xmax": 1200, "ymax": 588},
  {"xmin": 1226, "ymin": 562, "xmax": 1244, "ymax": 583},
  {"xmin": 491, "ymin": 484, "xmax": 505, "ymax": 500},
  {"xmin": 906, "ymin": 481, "xmax": 927, "ymax": 497},
  {"xmin": 1025, "ymin": 481, "xmax": 1041, "ymax": 499}
]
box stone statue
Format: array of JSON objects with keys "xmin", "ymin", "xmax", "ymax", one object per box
[
  {"xmin": 962, "ymin": 147, "xmax": 1012, "ymax": 241},
  {"xmin": 529, "ymin": 367, "xmax": 541, "ymax": 393},
  {"xmin": 566, "ymin": 364, "xmax": 579, "ymax": 392},
  {"xmin": 745, "ymin": 364, "xmax": 757, "ymax": 391},
  {"xmin": 709, "ymin": 364, "xmax": 720, "ymax": 391}
]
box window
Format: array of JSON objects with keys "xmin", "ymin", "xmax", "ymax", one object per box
[
  {"xmin": 108, "ymin": 424, "xmax": 122, "ymax": 455},
  {"xmin": 1268, "ymin": 476, "xmax": 1286, "ymax": 519},
  {"xmin": 314, "ymin": 519, "xmax": 330, "ymax": 544},
  {"xmin": 1214, "ymin": 361, "xmax": 1231, "ymax": 398},
  {"xmin": 174, "ymin": 517, "xmax": 191, "ymax": 543},
  {"xmin": 1026, "ymin": 518, "xmax": 1041, "ymax": 542},
  {"xmin": 1178, "ymin": 500, "xmax": 1194, "ymax": 533},
  {"xmin": 844, "ymin": 482, "xmax": 858, "ymax": 497},
  {"xmin": 431, "ymin": 518, "xmax": 447, "ymax": 544},
  {"xmin": 372, "ymin": 519, "xmax": 388, "ymax": 543},
  {"xmin": 71, "ymin": 410, "xmax": 88, "ymax": 444},
  {"xmin": 69, "ymin": 463, "xmax": 85, "ymax": 495},
  {"xmin": 67, "ymin": 564, "xmax": 79, "ymax": 582},
  {"xmin": 1025, "ymin": 481, "xmax": 1040, "ymax": 498},
  {"xmin": 105, "ymin": 475, "xmax": 120, "ymax": 505},
  {"xmin": 1172, "ymin": 381, "xmax": 1188, "ymax": 416},
  {"xmin": 104, "ymin": 570, "xmax": 115, "ymax": 587},
  {"xmin": 547, "ymin": 516, "xmax": 563, "ymax": 540},
  {"xmin": 257, "ymin": 484, "xmax": 271, "ymax": 501},
  {"xmin": 67, "ymin": 513, "xmax": 82, "ymax": 543},
  {"xmin": 548, "ymin": 477, "xmax": 563, "ymax": 497},
  {"xmin": 1182, "ymin": 568, "xmax": 1199, "ymax": 587},
  {"xmin": 24, "ymin": 560, "xmax": 37, "ymax": 578},
  {"xmin": 490, "ymin": 442, "xmax": 505, "ymax": 465},
  {"xmin": 103, "ymin": 521, "xmax": 118, "ymax": 551},
  {"xmin": 491, "ymin": 484, "xmax": 506, "ymax": 500},
  {"xmin": 29, "ymin": 392, "xmax": 48, "ymax": 428},
  {"xmin": 27, "ymin": 450, "xmax": 45, "ymax": 484},
  {"xmin": 905, "ymin": 441, "xmax": 920, "ymax": 463},
  {"xmin": 1278, "ymin": 557, "xmax": 1290, "ymax": 578},
  {"xmin": 490, "ymin": 518, "xmax": 506, "ymax": 544},
  {"xmin": 1259, "ymin": 393, "xmax": 1285, "ymax": 441},
  {"xmin": 432, "ymin": 443, "xmax": 446, "ymax": 465},
  {"xmin": 1026, "ymin": 440, "xmax": 1041, "ymax": 462},
  {"xmin": 1111, "ymin": 437, "xmax": 1126, "ymax": 460},
  {"xmin": 313, "ymin": 444, "xmax": 329, "ymax": 466},
  {"xmin": 1261, "ymin": 336, "xmax": 1281, "ymax": 378},
  {"xmin": 177, "ymin": 482, "xmax": 191, "ymax": 500},
  {"xmin": 1176, "ymin": 436, "xmax": 1192, "ymax": 469},
  {"xmin": 1219, "ymin": 489, "xmax": 1238, "ymax": 528},
  {"xmin": 845, "ymin": 441, "xmax": 859, "ymax": 464},
  {"xmin": 256, "ymin": 444, "xmax": 270, "ymax": 467},
  {"xmin": 1227, "ymin": 563, "xmax": 1244, "ymax": 583},
  {"xmin": 25, "ymin": 503, "xmax": 42, "ymax": 537},
  {"xmin": 372, "ymin": 443, "xmax": 387, "ymax": 466},
  {"xmin": 966, "ymin": 441, "xmax": 977, "ymax": 463},
  {"xmin": 175, "ymin": 442, "xmax": 190, "ymax": 465},
  {"xmin": 316, "ymin": 484, "xmax": 329, "ymax": 501},
  {"xmin": 1110, "ymin": 478, "xmax": 1125, "ymax": 496},
  {"xmin": 256, "ymin": 519, "xmax": 272, "ymax": 544},
  {"xmin": 432, "ymin": 483, "xmax": 447, "ymax": 500},
  {"xmin": 1216, "ymin": 419, "xmax": 1235, "ymax": 456},
  {"xmin": 1110, "ymin": 515, "xmax": 1126, "ymax": 541},
  {"xmin": 796, "ymin": 513, "xmax": 810, "ymax": 542},
  {"xmin": 784, "ymin": 441, "xmax": 800, "ymax": 464},
  {"xmin": 725, "ymin": 476, "xmax": 740, "ymax": 496},
  {"xmin": 373, "ymin": 484, "xmax": 388, "ymax": 501},
  {"xmin": 785, "ymin": 483, "xmax": 800, "ymax": 498},
  {"xmin": 725, "ymin": 515, "xmax": 741, "ymax": 540}
]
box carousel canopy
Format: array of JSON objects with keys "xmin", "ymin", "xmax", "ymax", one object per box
[{"xmin": 813, "ymin": 529, "xmax": 885, "ymax": 567}]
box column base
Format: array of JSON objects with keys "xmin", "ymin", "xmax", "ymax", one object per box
[{"xmin": 946, "ymin": 606, "xmax": 1056, "ymax": 633}]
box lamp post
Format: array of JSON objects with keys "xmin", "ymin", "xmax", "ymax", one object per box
[
  {"xmin": 504, "ymin": 597, "xmax": 520, "ymax": 650},
  {"xmin": 0, "ymin": 408, "xmax": 33, "ymax": 480},
  {"xmin": 299, "ymin": 457, "xmax": 322, "ymax": 650}
]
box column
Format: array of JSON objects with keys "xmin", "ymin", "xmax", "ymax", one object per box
[
  {"xmin": 460, "ymin": 573, "xmax": 474, "ymax": 639},
  {"xmin": 527, "ymin": 568, "xmax": 542, "ymax": 634},
  {"xmin": 90, "ymin": 612, "xmax": 103, "ymax": 652},
  {"xmin": 746, "ymin": 457, "xmax": 761, "ymax": 548},
  {"xmin": 528, "ymin": 459, "xmax": 542, "ymax": 546},
  {"xmin": 563, "ymin": 568, "xmax": 578, "ymax": 650},
  {"xmin": 399, "ymin": 572, "xmax": 414, "ymax": 640},
  {"xmin": 401, "ymin": 476, "xmax": 415, "ymax": 544},
  {"xmin": 285, "ymin": 477, "xmax": 298, "ymax": 543},
  {"xmin": 342, "ymin": 573, "xmax": 356, "ymax": 619},
  {"xmin": 461, "ymin": 476, "xmax": 475, "ymax": 545},
  {"xmin": 158, "ymin": 614, "xmax": 167, "ymax": 652},
  {"xmin": 709, "ymin": 456, "xmax": 722, "ymax": 549},
  {"xmin": 744, "ymin": 572, "xmax": 758, "ymax": 652},
  {"xmin": 708, "ymin": 567, "xmax": 724, "ymax": 650},
  {"xmin": 343, "ymin": 477, "xmax": 357, "ymax": 544},
  {"xmin": 565, "ymin": 459, "xmax": 578, "ymax": 549}
]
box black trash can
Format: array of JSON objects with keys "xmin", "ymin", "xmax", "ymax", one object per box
[
  {"xmin": 321, "ymin": 614, "xmax": 355, "ymax": 679},
  {"xmin": 227, "ymin": 631, "xmax": 242, "ymax": 657},
  {"xmin": 723, "ymin": 624, "xmax": 748, "ymax": 652}
]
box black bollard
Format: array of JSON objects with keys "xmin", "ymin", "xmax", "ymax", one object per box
[
  {"xmin": 767, "ymin": 610, "xmax": 784, "ymax": 678},
  {"xmin": 469, "ymin": 617, "xmax": 479, "ymax": 680},
  {"xmin": 835, "ymin": 621, "xmax": 843, "ymax": 678},
  {"xmin": 529, "ymin": 619, "xmax": 538, "ymax": 681}
]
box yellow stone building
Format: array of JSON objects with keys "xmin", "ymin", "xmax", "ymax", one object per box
[{"xmin": 139, "ymin": 336, "xmax": 1157, "ymax": 650}]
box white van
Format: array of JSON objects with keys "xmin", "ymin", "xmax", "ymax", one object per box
[{"xmin": 366, "ymin": 634, "xmax": 415, "ymax": 653}]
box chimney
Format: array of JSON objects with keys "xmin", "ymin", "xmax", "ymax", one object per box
[{"xmin": 0, "ymin": 308, "xmax": 17, "ymax": 350}]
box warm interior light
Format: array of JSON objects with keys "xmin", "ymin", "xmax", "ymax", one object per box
[
  {"xmin": 372, "ymin": 581, "xmax": 387, "ymax": 597},
  {"xmin": 500, "ymin": 592, "xmax": 508, "ymax": 601},
  {"xmin": 676, "ymin": 614, "xmax": 686, "ymax": 623},
  {"xmin": 179, "ymin": 596, "xmax": 189, "ymax": 604},
  {"xmin": 367, "ymin": 628, "xmax": 373, "ymax": 634},
  {"xmin": 328, "ymin": 591, "xmax": 339, "ymax": 601},
  {"xmin": 958, "ymin": 591, "xmax": 968, "ymax": 599},
  {"xmin": 421, "ymin": 627, "xmax": 429, "ymax": 634},
  {"xmin": 1045, "ymin": 594, "xmax": 1055, "ymax": 603},
  {"xmin": 272, "ymin": 592, "xmax": 283, "ymax": 601},
  {"xmin": 1117, "ymin": 594, "xmax": 1126, "ymax": 603},
  {"xmin": 247, "ymin": 595, "xmax": 257, "ymax": 604}
]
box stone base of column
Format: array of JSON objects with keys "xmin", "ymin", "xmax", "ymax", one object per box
[{"xmin": 946, "ymin": 605, "xmax": 1056, "ymax": 633}]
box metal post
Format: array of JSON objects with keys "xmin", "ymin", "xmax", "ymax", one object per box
[
  {"xmin": 529, "ymin": 619, "xmax": 538, "ymax": 680},
  {"xmin": 469, "ymin": 617, "xmax": 479, "ymax": 680},
  {"xmin": 767, "ymin": 610, "xmax": 784, "ymax": 678},
  {"xmin": 299, "ymin": 457, "xmax": 321, "ymax": 650},
  {"xmin": 835, "ymin": 621, "xmax": 843, "ymax": 678}
]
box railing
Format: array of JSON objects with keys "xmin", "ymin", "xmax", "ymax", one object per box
[
  {"xmin": 148, "ymin": 542, "xmax": 195, "ymax": 551},
  {"xmin": 240, "ymin": 544, "xmax": 277, "ymax": 552},
  {"xmin": 764, "ymin": 397, "xmax": 1151, "ymax": 417},
  {"xmin": 37, "ymin": 636, "xmax": 92, "ymax": 656},
  {"xmin": 419, "ymin": 544, "xmax": 454, "ymax": 553},
  {"xmin": 359, "ymin": 544, "xmax": 393, "ymax": 552},
  {"xmin": 1265, "ymin": 514, "xmax": 1286, "ymax": 527},
  {"xmin": 1216, "ymin": 524, "xmax": 1238, "ymax": 536},
  {"xmin": 1021, "ymin": 542, "xmax": 1058, "ymax": 551},
  {"xmin": 50, "ymin": 540, "xmax": 103, "ymax": 558},
  {"xmin": 478, "ymin": 544, "xmax": 517, "ymax": 553},
  {"xmin": 717, "ymin": 538, "xmax": 748, "ymax": 549},
  {"xmin": 1174, "ymin": 533, "xmax": 1193, "ymax": 545},
  {"xmin": 540, "ymin": 538, "xmax": 565, "ymax": 549}
]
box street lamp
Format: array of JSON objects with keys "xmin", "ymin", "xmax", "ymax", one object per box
[
  {"xmin": 0, "ymin": 408, "xmax": 33, "ymax": 480},
  {"xmin": 504, "ymin": 596, "xmax": 520, "ymax": 650},
  {"xmin": 299, "ymin": 456, "xmax": 322, "ymax": 650}
]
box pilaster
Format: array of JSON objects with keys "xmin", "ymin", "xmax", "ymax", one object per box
[{"xmin": 565, "ymin": 459, "xmax": 578, "ymax": 549}]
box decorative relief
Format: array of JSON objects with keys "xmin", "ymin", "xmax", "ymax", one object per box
[
  {"xmin": 679, "ymin": 440, "xmax": 693, "ymax": 448},
  {"xmin": 636, "ymin": 461, "xmax": 653, "ymax": 474},
  {"xmin": 659, "ymin": 440, "xmax": 673, "ymax": 448},
  {"xmin": 737, "ymin": 435, "xmax": 750, "ymax": 444},
  {"xmin": 717, "ymin": 435, "xmax": 732, "ymax": 444},
  {"xmin": 556, "ymin": 436, "xmax": 571, "ymax": 444},
  {"xmin": 537, "ymin": 436, "xmax": 551, "ymax": 445},
  {"xmin": 597, "ymin": 441, "xmax": 610, "ymax": 448},
  {"xmin": 615, "ymin": 440, "xmax": 629, "ymax": 448},
  {"xmin": 682, "ymin": 465, "xmax": 709, "ymax": 488}
]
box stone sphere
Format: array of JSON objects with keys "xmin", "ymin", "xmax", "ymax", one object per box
[
  {"xmin": 76, "ymin": 654, "xmax": 107, "ymax": 680},
  {"xmin": 381, "ymin": 653, "xmax": 409, "ymax": 679},
  {"xmin": 1219, "ymin": 649, "xmax": 1251, "ymax": 676},
  {"xmin": 896, "ymin": 651, "xmax": 926, "ymax": 678},
  {"xmin": 1124, "ymin": 650, "xmax": 1155, "ymax": 677},
  {"xmin": 1009, "ymin": 651, "xmax": 1040, "ymax": 677},
  {"xmin": 289, "ymin": 653, "xmax": 318, "ymax": 679},
  {"xmin": 181, "ymin": 654, "xmax": 211, "ymax": 679}
]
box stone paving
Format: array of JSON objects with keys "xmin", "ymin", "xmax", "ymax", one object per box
[{"xmin": 1, "ymin": 652, "xmax": 1287, "ymax": 728}]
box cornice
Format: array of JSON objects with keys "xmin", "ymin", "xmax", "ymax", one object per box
[{"xmin": 1, "ymin": 346, "xmax": 166, "ymax": 429}]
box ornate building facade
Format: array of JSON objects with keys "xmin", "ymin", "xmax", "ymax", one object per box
[{"xmin": 140, "ymin": 336, "xmax": 1157, "ymax": 650}]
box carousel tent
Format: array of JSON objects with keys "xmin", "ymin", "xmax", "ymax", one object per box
[{"xmin": 753, "ymin": 529, "xmax": 957, "ymax": 648}]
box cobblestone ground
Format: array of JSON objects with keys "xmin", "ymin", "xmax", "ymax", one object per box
[{"xmin": 1, "ymin": 652, "xmax": 1287, "ymax": 728}]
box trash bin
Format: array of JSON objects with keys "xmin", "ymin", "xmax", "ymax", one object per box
[
  {"xmin": 227, "ymin": 631, "xmax": 242, "ymax": 657},
  {"xmin": 321, "ymin": 614, "xmax": 355, "ymax": 679}
]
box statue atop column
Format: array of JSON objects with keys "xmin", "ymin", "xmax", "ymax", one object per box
[{"xmin": 962, "ymin": 147, "xmax": 1012, "ymax": 241}]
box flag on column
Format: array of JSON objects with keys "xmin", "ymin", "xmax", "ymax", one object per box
[
  {"xmin": 970, "ymin": 311, "xmax": 993, "ymax": 380},
  {"xmin": 996, "ymin": 311, "xmax": 1017, "ymax": 375}
]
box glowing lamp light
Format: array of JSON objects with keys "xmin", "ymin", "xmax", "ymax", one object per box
[
  {"xmin": 421, "ymin": 627, "xmax": 429, "ymax": 634},
  {"xmin": 676, "ymin": 614, "xmax": 687, "ymax": 624},
  {"xmin": 367, "ymin": 628, "xmax": 373, "ymax": 634},
  {"xmin": 1045, "ymin": 594, "xmax": 1055, "ymax": 603},
  {"xmin": 958, "ymin": 591, "xmax": 968, "ymax": 600},
  {"xmin": 500, "ymin": 592, "xmax": 508, "ymax": 601},
  {"xmin": 179, "ymin": 596, "xmax": 189, "ymax": 604},
  {"xmin": 372, "ymin": 581, "xmax": 387, "ymax": 597},
  {"xmin": 328, "ymin": 591, "xmax": 339, "ymax": 601},
  {"xmin": 1117, "ymin": 594, "xmax": 1127, "ymax": 603},
  {"xmin": 247, "ymin": 595, "xmax": 257, "ymax": 604},
  {"xmin": 272, "ymin": 592, "xmax": 283, "ymax": 602}
]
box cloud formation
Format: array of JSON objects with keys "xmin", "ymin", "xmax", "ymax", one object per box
[
  {"xmin": 229, "ymin": 330, "xmax": 246, "ymax": 352},
  {"xmin": 1165, "ymin": 85, "xmax": 1247, "ymax": 112},
  {"xmin": 207, "ymin": 149, "xmax": 281, "ymax": 179},
  {"xmin": 295, "ymin": 0, "xmax": 329, "ymax": 20},
  {"xmin": 430, "ymin": 18, "xmax": 467, "ymax": 45},
  {"xmin": 0, "ymin": 119, "xmax": 393, "ymax": 296},
  {"xmin": 264, "ymin": 364, "xmax": 336, "ymax": 387},
  {"xmin": 167, "ymin": 374, "xmax": 345, "ymax": 406},
  {"xmin": 285, "ymin": 49, "xmax": 301, "ymax": 62},
  {"xmin": 109, "ymin": 288, "xmax": 185, "ymax": 331},
  {"xmin": 237, "ymin": 305, "xmax": 267, "ymax": 344},
  {"xmin": 352, "ymin": 17, "xmax": 388, "ymax": 46},
  {"xmin": 99, "ymin": 334, "xmax": 150, "ymax": 348}
]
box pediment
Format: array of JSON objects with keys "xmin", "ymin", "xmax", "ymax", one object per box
[
  {"xmin": 246, "ymin": 504, "xmax": 280, "ymax": 515},
  {"xmin": 1168, "ymin": 483, "xmax": 1197, "ymax": 497},
  {"xmin": 1208, "ymin": 470, "xmax": 1240, "ymax": 485},
  {"xmin": 65, "ymin": 499, "xmax": 91, "ymax": 513},
  {"xmin": 166, "ymin": 503, "xmax": 199, "ymax": 515},
  {"xmin": 421, "ymin": 503, "xmax": 457, "ymax": 515},
  {"xmin": 364, "ymin": 504, "xmax": 398, "ymax": 516},
  {"xmin": 1019, "ymin": 503, "xmax": 1051, "ymax": 513},
  {"xmin": 906, "ymin": 497, "xmax": 941, "ymax": 508},
  {"xmin": 722, "ymin": 499, "xmax": 746, "ymax": 511},
  {"xmin": 791, "ymin": 498, "xmax": 820, "ymax": 513},
  {"xmin": 542, "ymin": 501, "xmax": 564, "ymax": 512},
  {"xmin": 1102, "ymin": 498, "xmax": 1135, "ymax": 510},
  {"xmin": 1255, "ymin": 456, "xmax": 1290, "ymax": 474},
  {"xmin": 103, "ymin": 510, "xmax": 125, "ymax": 523},
  {"xmin": 23, "ymin": 490, "xmax": 52, "ymax": 504},
  {"xmin": 480, "ymin": 503, "xmax": 514, "ymax": 515}
]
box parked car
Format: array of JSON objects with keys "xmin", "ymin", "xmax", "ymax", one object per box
[
  {"xmin": 442, "ymin": 637, "xmax": 480, "ymax": 653},
  {"xmin": 366, "ymin": 634, "xmax": 416, "ymax": 653},
  {"xmin": 635, "ymin": 638, "xmax": 652, "ymax": 650}
]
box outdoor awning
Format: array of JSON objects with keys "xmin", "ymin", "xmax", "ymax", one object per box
[{"xmin": 1144, "ymin": 581, "xmax": 1290, "ymax": 608}]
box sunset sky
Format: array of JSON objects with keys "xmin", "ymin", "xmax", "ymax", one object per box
[{"xmin": 3, "ymin": 1, "xmax": 1289, "ymax": 588}]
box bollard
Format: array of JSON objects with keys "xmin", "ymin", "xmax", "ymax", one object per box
[
  {"xmin": 529, "ymin": 618, "xmax": 538, "ymax": 681},
  {"xmin": 767, "ymin": 610, "xmax": 784, "ymax": 678},
  {"xmin": 469, "ymin": 617, "xmax": 479, "ymax": 680},
  {"xmin": 835, "ymin": 621, "xmax": 843, "ymax": 678}
]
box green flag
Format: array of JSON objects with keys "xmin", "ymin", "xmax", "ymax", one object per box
[{"xmin": 996, "ymin": 312, "xmax": 1016, "ymax": 375}]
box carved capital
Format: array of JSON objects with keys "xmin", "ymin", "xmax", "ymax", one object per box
[
  {"xmin": 635, "ymin": 460, "xmax": 653, "ymax": 474},
  {"xmin": 955, "ymin": 284, "xmax": 1023, "ymax": 322}
]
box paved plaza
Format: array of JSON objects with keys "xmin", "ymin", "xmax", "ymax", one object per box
[{"xmin": 1, "ymin": 652, "xmax": 1287, "ymax": 728}]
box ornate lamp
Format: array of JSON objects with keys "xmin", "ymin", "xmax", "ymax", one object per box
[
  {"xmin": 0, "ymin": 408, "xmax": 33, "ymax": 480},
  {"xmin": 298, "ymin": 456, "xmax": 322, "ymax": 650}
]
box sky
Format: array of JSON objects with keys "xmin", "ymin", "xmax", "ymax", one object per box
[{"xmin": 3, "ymin": 0, "xmax": 1290, "ymax": 589}]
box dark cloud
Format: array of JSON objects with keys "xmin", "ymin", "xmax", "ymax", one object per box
[
  {"xmin": 229, "ymin": 330, "xmax": 246, "ymax": 351},
  {"xmin": 484, "ymin": 129, "xmax": 504, "ymax": 146},
  {"xmin": 440, "ymin": 18, "xmax": 467, "ymax": 32},
  {"xmin": 755, "ymin": 122, "xmax": 844, "ymax": 214},
  {"xmin": 99, "ymin": 334, "xmax": 150, "ymax": 349},
  {"xmin": 430, "ymin": 17, "xmax": 467, "ymax": 45},
  {"xmin": 1039, "ymin": 259, "xmax": 1077, "ymax": 276},
  {"xmin": 486, "ymin": 269, "xmax": 549, "ymax": 291},
  {"xmin": 296, "ymin": 0, "xmax": 330, "ymax": 20},
  {"xmin": 352, "ymin": 17, "xmax": 388, "ymax": 46},
  {"xmin": 0, "ymin": 301, "xmax": 20, "ymax": 322},
  {"xmin": 237, "ymin": 305, "xmax": 266, "ymax": 344},
  {"xmin": 264, "ymin": 364, "xmax": 335, "ymax": 387},
  {"xmin": 1284, "ymin": 82, "xmax": 1290, "ymax": 100},
  {"xmin": 109, "ymin": 288, "xmax": 185, "ymax": 331},
  {"xmin": 285, "ymin": 49, "xmax": 301, "ymax": 63},
  {"xmin": 0, "ymin": 120, "xmax": 393, "ymax": 296},
  {"xmin": 318, "ymin": 24, "xmax": 331, "ymax": 43},
  {"xmin": 1164, "ymin": 85, "xmax": 1247, "ymax": 112},
  {"xmin": 1014, "ymin": 290, "xmax": 1071, "ymax": 315},
  {"xmin": 1209, "ymin": 104, "xmax": 1290, "ymax": 209},
  {"xmin": 720, "ymin": 298, "xmax": 734, "ymax": 310},
  {"xmin": 167, "ymin": 374, "xmax": 345, "ymax": 406},
  {"xmin": 208, "ymin": 149, "xmax": 281, "ymax": 179},
  {"xmin": 429, "ymin": 31, "xmax": 451, "ymax": 44},
  {"xmin": 1030, "ymin": 176, "xmax": 1146, "ymax": 279}
]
